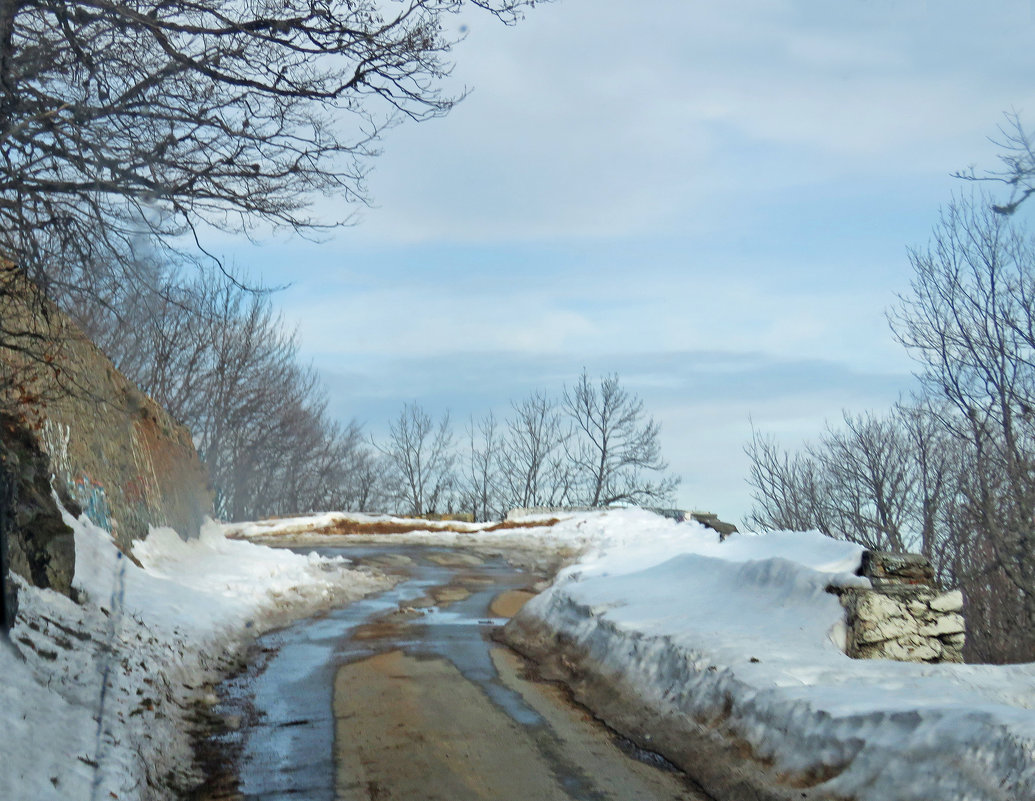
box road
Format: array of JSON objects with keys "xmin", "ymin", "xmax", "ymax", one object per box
[{"xmin": 193, "ymin": 545, "xmax": 709, "ymax": 801}]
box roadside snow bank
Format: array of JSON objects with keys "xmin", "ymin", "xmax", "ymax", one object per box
[
  {"xmin": 1, "ymin": 509, "xmax": 391, "ymax": 801},
  {"xmin": 503, "ymin": 509, "xmax": 1035, "ymax": 801}
]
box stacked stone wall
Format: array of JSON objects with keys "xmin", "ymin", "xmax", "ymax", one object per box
[{"xmin": 832, "ymin": 551, "xmax": 965, "ymax": 663}]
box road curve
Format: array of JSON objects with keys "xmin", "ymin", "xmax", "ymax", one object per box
[{"xmin": 194, "ymin": 545, "xmax": 710, "ymax": 801}]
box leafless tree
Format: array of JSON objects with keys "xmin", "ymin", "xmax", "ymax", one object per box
[
  {"xmin": 957, "ymin": 112, "xmax": 1035, "ymax": 216},
  {"xmin": 60, "ymin": 259, "xmax": 220, "ymax": 424},
  {"xmin": 744, "ymin": 426, "xmax": 833, "ymax": 535},
  {"xmin": 340, "ymin": 447, "xmax": 394, "ymax": 514},
  {"xmin": 896, "ymin": 401, "xmax": 967, "ymax": 577},
  {"xmin": 0, "ymin": 0, "xmax": 536, "ymax": 305},
  {"xmin": 820, "ymin": 411, "xmax": 918, "ymax": 553},
  {"xmin": 1, "ymin": 2, "xmax": 543, "ymax": 518},
  {"xmin": 498, "ymin": 390, "xmax": 573, "ymax": 510},
  {"xmin": 563, "ymin": 370, "xmax": 680, "ymax": 507},
  {"xmin": 890, "ymin": 196, "xmax": 1035, "ymax": 660},
  {"xmin": 460, "ymin": 412, "xmax": 502, "ymax": 522},
  {"xmin": 746, "ymin": 404, "xmax": 964, "ymax": 576},
  {"xmin": 378, "ymin": 402, "xmax": 455, "ymax": 516},
  {"xmin": 61, "ymin": 259, "xmax": 378, "ymax": 521},
  {"xmin": 751, "ymin": 196, "xmax": 1035, "ymax": 661}
]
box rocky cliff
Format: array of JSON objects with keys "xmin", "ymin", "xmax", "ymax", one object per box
[{"xmin": 1, "ymin": 266, "xmax": 212, "ymax": 610}]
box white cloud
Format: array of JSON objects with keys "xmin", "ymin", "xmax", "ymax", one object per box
[{"xmin": 304, "ymin": 0, "xmax": 1035, "ymax": 245}]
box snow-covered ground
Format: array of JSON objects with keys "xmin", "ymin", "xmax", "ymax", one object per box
[
  {"xmin": 5, "ymin": 506, "xmax": 1034, "ymax": 800},
  {"xmin": 223, "ymin": 510, "xmax": 495, "ymax": 538},
  {"xmin": 0, "ymin": 508, "xmax": 391, "ymax": 801},
  {"xmin": 238, "ymin": 507, "xmax": 1035, "ymax": 800},
  {"xmin": 502, "ymin": 509, "xmax": 1035, "ymax": 801}
]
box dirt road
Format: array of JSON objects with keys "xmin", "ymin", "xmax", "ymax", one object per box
[{"xmin": 195, "ymin": 545, "xmax": 708, "ymax": 801}]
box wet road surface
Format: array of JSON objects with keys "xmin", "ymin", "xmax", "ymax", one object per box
[{"xmin": 195, "ymin": 545, "xmax": 707, "ymax": 801}]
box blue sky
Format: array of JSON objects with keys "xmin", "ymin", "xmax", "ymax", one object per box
[{"xmin": 217, "ymin": 0, "xmax": 1035, "ymax": 523}]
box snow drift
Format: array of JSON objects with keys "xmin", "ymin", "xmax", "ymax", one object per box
[
  {"xmin": 0, "ymin": 508, "xmax": 390, "ymax": 801},
  {"xmin": 502, "ymin": 509, "xmax": 1035, "ymax": 801}
]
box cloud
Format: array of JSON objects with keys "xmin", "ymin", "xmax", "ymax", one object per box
[
  {"xmin": 195, "ymin": 0, "xmax": 1030, "ymax": 523},
  {"xmin": 270, "ymin": 242, "xmax": 913, "ymax": 380},
  {"xmin": 191, "ymin": 0, "xmax": 1035, "ymax": 252},
  {"xmin": 310, "ymin": 0, "xmax": 1035, "ymax": 246}
]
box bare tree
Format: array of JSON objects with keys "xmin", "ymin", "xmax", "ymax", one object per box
[
  {"xmin": 340, "ymin": 448, "xmax": 394, "ymax": 514},
  {"xmin": 746, "ymin": 404, "xmax": 964, "ymax": 574},
  {"xmin": 65, "ymin": 260, "xmax": 376, "ymax": 521},
  {"xmin": 61, "ymin": 258, "xmax": 223, "ymax": 425},
  {"xmin": 819, "ymin": 411, "xmax": 917, "ymax": 553},
  {"xmin": 498, "ymin": 390, "xmax": 573, "ymax": 510},
  {"xmin": 896, "ymin": 401, "xmax": 966, "ymax": 577},
  {"xmin": 957, "ymin": 112, "xmax": 1035, "ymax": 216},
  {"xmin": 563, "ymin": 370, "xmax": 679, "ymax": 507},
  {"xmin": 744, "ymin": 426, "xmax": 833, "ymax": 535},
  {"xmin": 378, "ymin": 402, "xmax": 455, "ymax": 516},
  {"xmin": 460, "ymin": 412, "xmax": 502, "ymax": 522},
  {"xmin": 749, "ymin": 196, "xmax": 1035, "ymax": 661},
  {"xmin": 890, "ymin": 196, "xmax": 1035, "ymax": 660},
  {"xmin": 0, "ymin": 0, "xmax": 536, "ymax": 302}
]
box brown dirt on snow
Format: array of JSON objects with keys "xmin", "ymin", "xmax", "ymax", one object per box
[{"xmin": 299, "ymin": 517, "xmax": 561, "ymax": 537}]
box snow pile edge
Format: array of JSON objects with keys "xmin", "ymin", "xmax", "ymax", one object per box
[
  {"xmin": 1, "ymin": 509, "xmax": 392, "ymax": 801},
  {"xmin": 503, "ymin": 512, "xmax": 1035, "ymax": 801}
]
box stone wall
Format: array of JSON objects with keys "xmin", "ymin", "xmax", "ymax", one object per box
[
  {"xmin": 1, "ymin": 268, "xmax": 212, "ymax": 604},
  {"xmin": 831, "ymin": 551, "xmax": 966, "ymax": 663}
]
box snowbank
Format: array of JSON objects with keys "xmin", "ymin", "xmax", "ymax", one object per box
[
  {"xmin": 497, "ymin": 509, "xmax": 1035, "ymax": 801},
  {"xmin": 43, "ymin": 504, "xmax": 1030, "ymax": 801},
  {"xmin": 1, "ymin": 509, "xmax": 391, "ymax": 801}
]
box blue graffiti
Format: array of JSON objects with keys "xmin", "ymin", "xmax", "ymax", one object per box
[{"xmin": 71, "ymin": 476, "xmax": 111, "ymax": 531}]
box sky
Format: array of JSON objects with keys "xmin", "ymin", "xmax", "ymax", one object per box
[{"xmin": 219, "ymin": 0, "xmax": 1035, "ymax": 523}]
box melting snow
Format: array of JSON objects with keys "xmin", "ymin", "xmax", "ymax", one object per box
[{"xmin": 0, "ymin": 507, "xmax": 389, "ymax": 800}]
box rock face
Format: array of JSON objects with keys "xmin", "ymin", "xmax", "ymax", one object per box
[
  {"xmin": 0, "ymin": 415, "xmax": 76, "ymax": 599},
  {"xmin": 832, "ymin": 551, "xmax": 965, "ymax": 663},
  {"xmin": 0, "ymin": 268, "xmax": 212, "ymax": 607}
]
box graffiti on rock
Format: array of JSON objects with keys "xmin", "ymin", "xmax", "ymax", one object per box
[{"xmin": 71, "ymin": 474, "xmax": 111, "ymax": 532}]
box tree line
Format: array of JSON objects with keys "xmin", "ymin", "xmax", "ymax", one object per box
[
  {"xmin": 746, "ymin": 125, "xmax": 1035, "ymax": 663},
  {"xmin": 59, "ymin": 260, "xmax": 679, "ymax": 523},
  {"xmin": 379, "ymin": 374, "xmax": 681, "ymax": 521},
  {"xmin": 0, "ymin": 2, "xmax": 680, "ymax": 524}
]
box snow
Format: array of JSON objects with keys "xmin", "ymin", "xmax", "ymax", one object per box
[
  {"xmin": 223, "ymin": 510, "xmax": 494, "ymax": 539},
  {"xmin": 505, "ymin": 509, "xmax": 1035, "ymax": 801},
  {"xmin": 4, "ymin": 504, "xmax": 1034, "ymax": 800},
  {"xmin": 252, "ymin": 507, "xmax": 1035, "ymax": 799},
  {"xmin": 0, "ymin": 507, "xmax": 391, "ymax": 801}
]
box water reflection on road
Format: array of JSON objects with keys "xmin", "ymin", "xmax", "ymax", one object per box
[
  {"xmin": 208, "ymin": 545, "xmax": 533, "ymax": 800},
  {"xmin": 199, "ymin": 544, "xmax": 703, "ymax": 801}
]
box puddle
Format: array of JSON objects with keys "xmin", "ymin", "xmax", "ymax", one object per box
[
  {"xmin": 200, "ymin": 545, "xmax": 540, "ymax": 799},
  {"xmin": 194, "ymin": 543, "xmax": 705, "ymax": 801}
]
